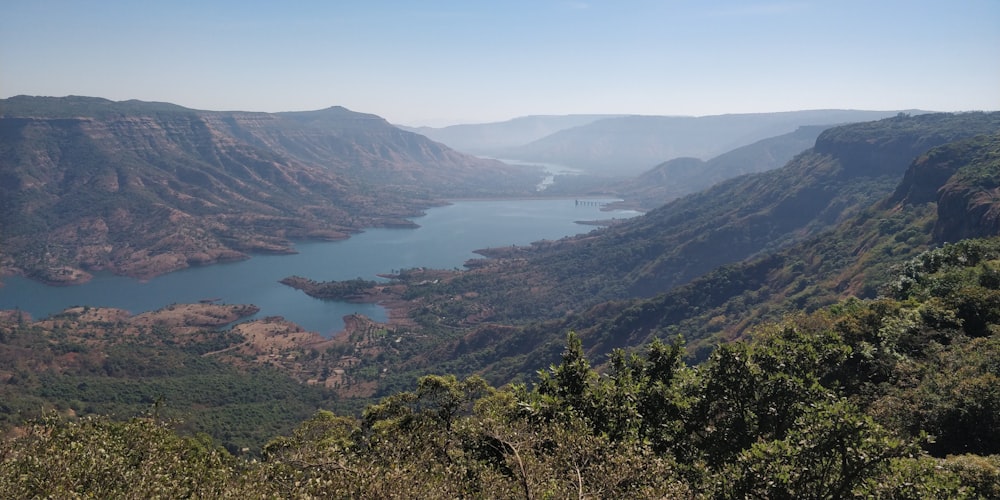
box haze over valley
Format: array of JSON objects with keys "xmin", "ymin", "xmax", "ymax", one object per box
[
  {"xmin": 2, "ymin": 1, "xmax": 1000, "ymax": 497},
  {"xmin": 407, "ymin": 109, "xmax": 920, "ymax": 176}
]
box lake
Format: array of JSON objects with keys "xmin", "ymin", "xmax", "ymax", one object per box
[{"xmin": 0, "ymin": 199, "xmax": 639, "ymax": 336}]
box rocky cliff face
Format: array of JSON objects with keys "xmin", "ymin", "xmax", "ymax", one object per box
[
  {"xmin": 930, "ymin": 136, "xmax": 1000, "ymax": 242},
  {"xmin": 0, "ymin": 96, "xmax": 543, "ymax": 283},
  {"xmin": 936, "ymin": 181, "xmax": 1000, "ymax": 242},
  {"xmin": 888, "ymin": 132, "xmax": 1000, "ymax": 243}
]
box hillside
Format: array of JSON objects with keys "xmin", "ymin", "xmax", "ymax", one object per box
[
  {"xmin": 267, "ymin": 107, "xmax": 544, "ymax": 195},
  {"xmin": 4, "ymin": 239, "xmax": 1000, "ymax": 496},
  {"xmin": 3, "ymin": 112, "xmax": 1000, "ymax": 497},
  {"xmin": 463, "ymin": 129, "xmax": 1000, "ymax": 383},
  {"xmin": 0, "ymin": 303, "xmax": 339, "ymax": 452},
  {"xmin": 449, "ymin": 113, "xmax": 1000, "ymax": 312},
  {"xmin": 0, "ymin": 96, "xmax": 543, "ymax": 284},
  {"xmin": 611, "ymin": 125, "xmax": 829, "ymax": 210},
  {"xmin": 279, "ymin": 112, "xmax": 1000, "ymax": 393},
  {"xmin": 498, "ymin": 109, "xmax": 921, "ymax": 176}
]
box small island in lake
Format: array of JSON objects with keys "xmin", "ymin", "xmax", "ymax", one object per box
[{"xmin": 279, "ymin": 276, "xmax": 380, "ymax": 301}]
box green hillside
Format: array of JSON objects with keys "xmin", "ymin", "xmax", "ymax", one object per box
[
  {"xmin": 3, "ymin": 110, "xmax": 1000, "ymax": 497},
  {"xmin": 281, "ymin": 113, "xmax": 1000, "ymax": 395},
  {"xmin": 421, "ymin": 129, "xmax": 1000, "ymax": 386},
  {"xmin": 5, "ymin": 239, "xmax": 1000, "ymax": 496}
]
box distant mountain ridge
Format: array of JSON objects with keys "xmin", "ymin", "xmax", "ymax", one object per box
[
  {"xmin": 414, "ymin": 110, "xmax": 926, "ymax": 177},
  {"xmin": 0, "ymin": 96, "xmax": 543, "ymax": 283},
  {"xmin": 510, "ymin": 110, "xmax": 932, "ymax": 175},
  {"xmin": 400, "ymin": 114, "xmax": 620, "ymax": 155},
  {"xmin": 611, "ymin": 125, "xmax": 830, "ymax": 209}
]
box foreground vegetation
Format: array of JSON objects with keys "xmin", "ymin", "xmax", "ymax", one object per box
[
  {"xmin": 3, "ymin": 239, "xmax": 1000, "ymax": 497},
  {"xmin": 2, "ymin": 112, "xmax": 998, "ymax": 496}
]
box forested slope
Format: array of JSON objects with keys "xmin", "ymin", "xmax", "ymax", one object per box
[
  {"xmin": 3, "ymin": 110, "xmax": 1000, "ymax": 497},
  {"xmin": 398, "ymin": 113, "xmax": 1000, "ymax": 331},
  {"xmin": 5, "ymin": 238, "xmax": 1000, "ymax": 497},
  {"xmin": 453, "ymin": 130, "xmax": 1000, "ymax": 383}
]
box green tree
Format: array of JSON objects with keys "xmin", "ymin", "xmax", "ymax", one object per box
[
  {"xmin": 0, "ymin": 415, "xmax": 236, "ymax": 498},
  {"xmin": 721, "ymin": 398, "xmax": 915, "ymax": 499}
]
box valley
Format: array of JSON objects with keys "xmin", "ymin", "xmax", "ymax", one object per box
[
  {"xmin": 5, "ymin": 0, "xmax": 999, "ymax": 493},
  {"xmin": 3, "ymin": 99, "xmax": 1000, "ymax": 496}
]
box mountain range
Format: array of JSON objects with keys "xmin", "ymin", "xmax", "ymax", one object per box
[
  {"xmin": 400, "ymin": 114, "xmax": 619, "ymax": 154},
  {"xmin": 2, "ymin": 97, "xmax": 1000, "ymax": 494},
  {"xmin": 410, "ymin": 109, "xmax": 923, "ymax": 176},
  {"xmin": 0, "ymin": 96, "xmax": 543, "ymax": 283},
  {"xmin": 609, "ymin": 125, "xmax": 831, "ymax": 209},
  {"xmin": 335, "ymin": 112, "xmax": 1000, "ymax": 389}
]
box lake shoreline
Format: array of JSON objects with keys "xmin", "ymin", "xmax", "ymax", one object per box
[
  {"xmin": 0, "ymin": 198, "xmax": 639, "ymax": 332},
  {"xmin": 2, "ymin": 196, "xmax": 634, "ymax": 289}
]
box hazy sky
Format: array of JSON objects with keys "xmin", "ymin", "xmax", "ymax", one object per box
[{"xmin": 3, "ymin": 1, "xmax": 998, "ymax": 126}]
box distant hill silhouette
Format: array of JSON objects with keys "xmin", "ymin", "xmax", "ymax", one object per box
[
  {"xmin": 494, "ymin": 110, "xmax": 926, "ymax": 175},
  {"xmin": 611, "ymin": 125, "xmax": 830, "ymax": 209},
  {"xmin": 400, "ymin": 114, "xmax": 619, "ymax": 155}
]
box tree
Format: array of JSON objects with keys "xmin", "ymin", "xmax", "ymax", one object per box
[
  {"xmin": 0, "ymin": 414, "xmax": 236, "ymax": 498},
  {"xmin": 721, "ymin": 398, "xmax": 915, "ymax": 499}
]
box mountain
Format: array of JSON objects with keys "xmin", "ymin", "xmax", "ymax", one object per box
[
  {"xmin": 890, "ymin": 133, "xmax": 1000, "ymax": 242},
  {"xmin": 287, "ymin": 112, "xmax": 1000, "ymax": 392},
  {"xmin": 4, "ymin": 113, "xmax": 1000, "ymax": 497},
  {"xmin": 465, "ymin": 113, "xmax": 1000, "ymax": 308},
  {"xmin": 611, "ymin": 125, "xmax": 830, "ymax": 210},
  {"xmin": 564, "ymin": 130, "xmax": 1000, "ymax": 359},
  {"xmin": 497, "ymin": 110, "xmax": 924, "ymax": 176},
  {"xmin": 0, "ymin": 96, "xmax": 543, "ymax": 283},
  {"xmin": 400, "ymin": 114, "xmax": 619, "ymax": 155},
  {"xmin": 264, "ymin": 107, "xmax": 543, "ymax": 195},
  {"xmin": 452, "ymin": 123, "xmax": 1000, "ymax": 382}
]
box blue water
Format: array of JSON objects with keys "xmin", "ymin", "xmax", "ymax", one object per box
[{"xmin": 0, "ymin": 199, "xmax": 639, "ymax": 336}]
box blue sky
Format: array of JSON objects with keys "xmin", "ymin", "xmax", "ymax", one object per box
[{"xmin": 2, "ymin": 1, "xmax": 998, "ymax": 125}]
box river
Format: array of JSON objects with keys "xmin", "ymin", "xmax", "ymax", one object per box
[{"xmin": 0, "ymin": 199, "xmax": 639, "ymax": 336}]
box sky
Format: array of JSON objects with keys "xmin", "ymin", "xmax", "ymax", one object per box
[{"xmin": 2, "ymin": 1, "xmax": 999, "ymax": 126}]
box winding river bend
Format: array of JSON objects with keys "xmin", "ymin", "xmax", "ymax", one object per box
[{"xmin": 0, "ymin": 199, "xmax": 639, "ymax": 336}]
